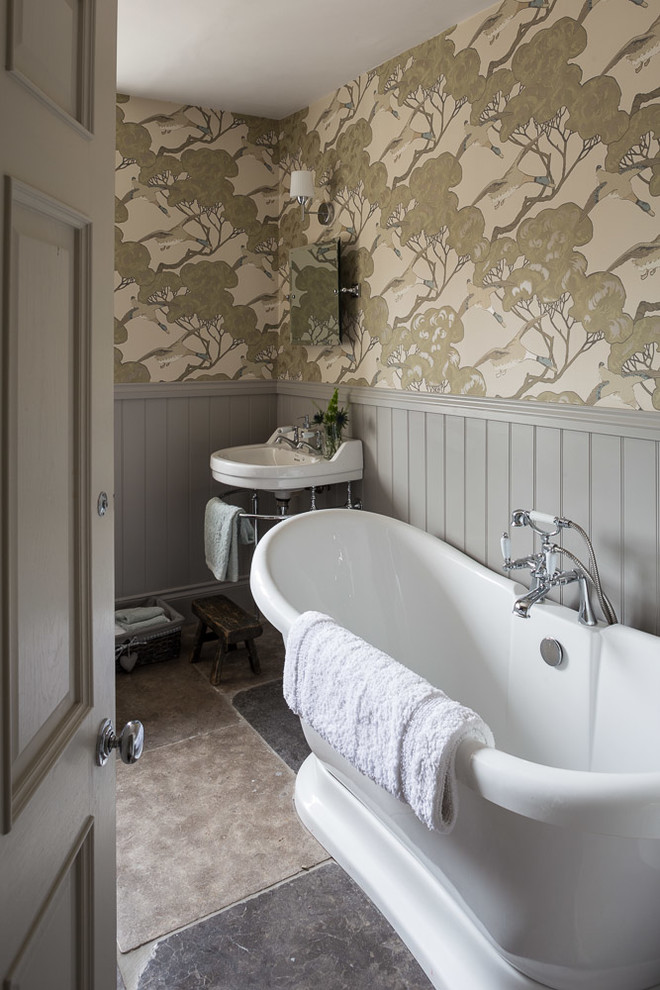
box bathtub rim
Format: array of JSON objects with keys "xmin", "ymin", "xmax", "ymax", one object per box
[{"xmin": 250, "ymin": 508, "xmax": 660, "ymax": 840}]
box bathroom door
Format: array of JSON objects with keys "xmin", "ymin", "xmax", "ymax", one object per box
[{"xmin": 0, "ymin": 1, "xmax": 118, "ymax": 987}]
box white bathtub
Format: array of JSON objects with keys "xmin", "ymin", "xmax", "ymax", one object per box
[{"xmin": 250, "ymin": 508, "xmax": 660, "ymax": 990}]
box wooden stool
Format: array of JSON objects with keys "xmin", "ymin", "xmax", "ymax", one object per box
[{"xmin": 190, "ymin": 595, "xmax": 262, "ymax": 686}]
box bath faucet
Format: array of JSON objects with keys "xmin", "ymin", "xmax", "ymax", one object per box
[
  {"xmin": 502, "ymin": 510, "xmax": 601, "ymax": 626},
  {"xmin": 511, "ymin": 568, "xmax": 596, "ymax": 625}
]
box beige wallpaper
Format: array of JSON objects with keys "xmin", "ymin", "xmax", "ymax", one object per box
[
  {"xmin": 115, "ymin": 98, "xmax": 279, "ymax": 382},
  {"xmin": 115, "ymin": 0, "xmax": 659, "ymax": 409}
]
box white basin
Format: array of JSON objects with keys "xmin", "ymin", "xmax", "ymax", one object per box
[{"xmin": 210, "ymin": 434, "xmax": 363, "ymax": 494}]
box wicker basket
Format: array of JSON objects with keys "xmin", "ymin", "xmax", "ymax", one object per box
[{"xmin": 115, "ymin": 597, "xmax": 184, "ymax": 668}]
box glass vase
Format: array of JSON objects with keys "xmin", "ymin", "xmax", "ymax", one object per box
[{"xmin": 322, "ymin": 424, "xmax": 342, "ymax": 459}]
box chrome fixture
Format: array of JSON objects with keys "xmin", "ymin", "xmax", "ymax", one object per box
[
  {"xmin": 501, "ymin": 509, "xmax": 618, "ymax": 626},
  {"xmin": 540, "ymin": 637, "xmax": 564, "ymax": 668},
  {"xmin": 96, "ymin": 718, "xmax": 144, "ymax": 766},
  {"xmin": 275, "ymin": 424, "xmax": 323, "ymax": 454},
  {"xmin": 290, "ymin": 169, "xmax": 334, "ymax": 224},
  {"xmin": 334, "ymin": 284, "xmax": 361, "ymax": 297},
  {"xmin": 298, "ymin": 414, "xmax": 322, "ymax": 451},
  {"xmin": 273, "ymin": 425, "xmax": 300, "ymax": 448},
  {"xmin": 296, "ymin": 438, "xmax": 321, "ymax": 454}
]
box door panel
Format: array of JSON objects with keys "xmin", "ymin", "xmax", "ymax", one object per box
[
  {"xmin": 4, "ymin": 819, "xmax": 93, "ymax": 989},
  {"xmin": 0, "ymin": 0, "xmax": 117, "ymax": 986},
  {"xmin": 5, "ymin": 180, "xmax": 92, "ymax": 826},
  {"xmin": 6, "ymin": 0, "xmax": 94, "ymax": 131}
]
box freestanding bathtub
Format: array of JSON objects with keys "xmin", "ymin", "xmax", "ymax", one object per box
[{"xmin": 250, "ymin": 508, "xmax": 660, "ymax": 990}]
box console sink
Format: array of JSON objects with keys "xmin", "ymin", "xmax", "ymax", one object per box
[{"xmin": 210, "ymin": 432, "xmax": 363, "ymax": 495}]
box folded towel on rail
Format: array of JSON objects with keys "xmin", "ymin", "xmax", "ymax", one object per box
[
  {"xmin": 115, "ymin": 606, "xmax": 165, "ymax": 625},
  {"xmin": 239, "ymin": 515, "xmax": 256, "ymax": 545},
  {"xmin": 204, "ymin": 497, "xmax": 243, "ymax": 582},
  {"xmin": 284, "ymin": 610, "xmax": 494, "ymax": 832}
]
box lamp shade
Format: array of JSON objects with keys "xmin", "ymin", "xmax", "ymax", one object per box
[{"xmin": 290, "ymin": 170, "xmax": 314, "ymax": 200}]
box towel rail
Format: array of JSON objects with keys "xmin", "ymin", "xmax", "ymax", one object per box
[
  {"xmin": 238, "ymin": 512, "xmax": 288, "ymax": 522},
  {"xmin": 220, "ymin": 487, "xmax": 256, "ymax": 501}
]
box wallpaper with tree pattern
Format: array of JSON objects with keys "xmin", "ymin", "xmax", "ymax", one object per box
[
  {"xmin": 115, "ymin": 98, "xmax": 280, "ymax": 382},
  {"xmin": 115, "ymin": 0, "xmax": 659, "ymax": 409}
]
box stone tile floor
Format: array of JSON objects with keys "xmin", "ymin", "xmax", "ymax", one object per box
[{"xmin": 116, "ymin": 613, "xmax": 432, "ymax": 990}]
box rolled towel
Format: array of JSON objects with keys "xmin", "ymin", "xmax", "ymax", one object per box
[
  {"xmin": 400, "ymin": 693, "xmax": 492, "ymax": 831},
  {"xmin": 284, "ymin": 610, "xmax": 493, "ymax": 832},
  {"xmin": 204, "ymin": 498, "xmax": 242, "ymax": 582},
  {"xmin": 115, "ymin": 606, "xmax": 165, "ymax": 624}
]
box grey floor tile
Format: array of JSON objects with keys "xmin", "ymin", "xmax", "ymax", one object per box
[
  {"xmin": 136, "ymin": 863, "xmax": 433, "ymax": 990},
  {"xmin": 116, "ymin": 646, "xmax": 240, "ymax": 752},
  {"xmin": 116, "ymin": 723, "xmax": 326, "ymax": 951},
  {"xmin": 232, "ymin": 679, "xmax": 310, "ymax": 771}
]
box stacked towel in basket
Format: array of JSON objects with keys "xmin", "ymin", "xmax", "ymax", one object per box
[
  {"xmin": 284, "ymin": 610, "xmax": 494, "ymax": 833},
  {"xmin": 115, "ymin": 605, "xmax": 170, "ymax": 635}
]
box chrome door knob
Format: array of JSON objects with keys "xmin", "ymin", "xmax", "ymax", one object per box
[{"xmin": 96, "ymin": 718, "xmax": 145, "ymax": 766}]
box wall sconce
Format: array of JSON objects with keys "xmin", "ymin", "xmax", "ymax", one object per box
[{"xmin": 290, "ymin": 170, "xmax": 334, "ymax": 225}]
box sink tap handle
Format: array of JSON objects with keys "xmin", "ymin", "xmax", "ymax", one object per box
[{"xmin": 501, "ymin": 532, "xmax": 511, "ymax": 562}]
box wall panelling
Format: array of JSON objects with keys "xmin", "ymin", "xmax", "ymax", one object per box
[{"xmin": 115, "ymin": 382, "xmax": 660, "ymax": 635}]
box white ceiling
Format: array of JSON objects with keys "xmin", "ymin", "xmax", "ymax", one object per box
[{"xmin": 116, "ymin": 0, "xmax": 494, "ymax": 120}]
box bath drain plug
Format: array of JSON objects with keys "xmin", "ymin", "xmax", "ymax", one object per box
[{"xmin": 540, "ymin": 637, "xmax": 564, "ymax": 668}]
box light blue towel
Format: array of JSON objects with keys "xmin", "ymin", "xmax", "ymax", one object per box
[
  {"xmin": 204, "ymin": 498, "xmax": 242, "ymax": 582},
  {"xmin": 115, "ymin": 614, "xmax": 169, "ymax": 634},
  {"xmin": 115, "ymin": 606, "xmax": 165, "ymax": 624},
  {"xmin": 239, "ymin": 516, "xmax": 255, "ymax": 545}
]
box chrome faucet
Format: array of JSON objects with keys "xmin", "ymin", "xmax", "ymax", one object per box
[
  {"xmin": 501, "ymin": 509, "xmax": 617, "ymax": 626},
  {"xmin": 296, "ymin": 438, "xmax": 321, "ymax": 454},
  {"xmin": 273, "ymin": 426, "xmax": 299, "ymax": 449}
]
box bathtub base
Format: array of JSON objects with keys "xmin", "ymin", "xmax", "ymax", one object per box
[
  {"xmin": 296, "ymin": 754, "xmax": 660, "ymax": 990},
  {"xmin": 295, "ymin": 754, "xmax": 537, "ymax": 990}
]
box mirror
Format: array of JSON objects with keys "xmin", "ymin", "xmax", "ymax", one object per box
[{"xmin": 289, "ymin": 240, "xmax": 340, "ymax": 346}]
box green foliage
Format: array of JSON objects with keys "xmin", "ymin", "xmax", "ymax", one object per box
[
  {"xmin": 115, "ymin": 228, "xmax": 154, "ymax": 290},
  {"xmin": 566, "ymin": 76, "xmax": 628, "ymax": 143},
  {"xmin": 569, "ymin": 272, "xmax": 633, "ymax": 342},
  {"xmin": 116, "ymin": 107, "xmax": 155, "ymax": 168},
  {"xmin": 168, "ymin": 148, "xmax": 237, "ymax": 210},
  {"xmin": 400, "ymin": 154, "xmax": 462, "ymax": 244},
  {"xmin": 168, "ymin": 261, "xmax": 238, "ymax": 322}
]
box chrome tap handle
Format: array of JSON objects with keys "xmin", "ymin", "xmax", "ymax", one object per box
[
  {"xmin": 511, "ymin": 508, "xmax": 569, "ymax": 539},
  {"xmin": 500, "ymin": 532, "xmax": 511, "ymax": 564},
  {"xmin": 510, "ymin": 509, "xmax": 529, "ymax": 528}
]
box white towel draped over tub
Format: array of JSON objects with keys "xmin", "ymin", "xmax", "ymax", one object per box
[{"xmin": 284, "ymin": 610, "xmax": 494, "ymax": 832}]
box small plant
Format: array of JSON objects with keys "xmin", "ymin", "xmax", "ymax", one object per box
[{"xmin": 313, "ymin": 388, "xmax": 349, "ymax": 458}]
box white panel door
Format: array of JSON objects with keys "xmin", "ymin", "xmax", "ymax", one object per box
[{"xmin": 0, "ymin": 1, "xmax": 118, "ymax": 987}]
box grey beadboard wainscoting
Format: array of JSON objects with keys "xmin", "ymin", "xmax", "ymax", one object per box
[
  {"xmin": 114, "ymin": 382, "xmax": 277, "ymax": 616},
  {"xmin": 115, "ymin": 381, "xmax": 660, "ymax": 635}
]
